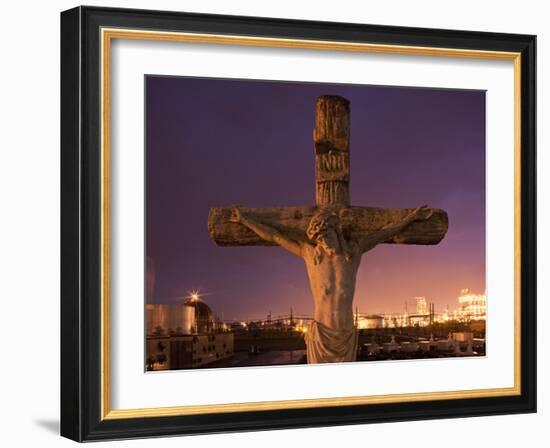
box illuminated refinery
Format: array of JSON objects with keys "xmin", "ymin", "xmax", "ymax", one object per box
[{"xmin": 146, "ymin": 288, "xmax": 486, "ymax": 370}]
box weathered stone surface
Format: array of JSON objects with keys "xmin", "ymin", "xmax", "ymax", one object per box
[
  {"xmin": 313, "ymin": 95, "xmax": 350, "ymax": 154},
  {"xmin": 314, "ymin": 96, "xmax": 350, "ymax": 206},
  {"xmin": 208, "ymin": 206, "xmax": 448, "ymax": 246}
]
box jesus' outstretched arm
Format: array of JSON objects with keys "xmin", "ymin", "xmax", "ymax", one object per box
[
  {"xmin": 358, "ymin": 204, "xmax": 434, "ymax": 253},
  {"xmin": 230, "ymin": 207, "xmax": 302, "ymax": 257}
]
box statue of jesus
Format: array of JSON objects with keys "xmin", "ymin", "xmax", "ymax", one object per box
[{"xmin": 230, "ymin": 204, "xmax": 433, "ymax": 363}]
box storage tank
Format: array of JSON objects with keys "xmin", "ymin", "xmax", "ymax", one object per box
[{"xmin": 146, "ymin": 303, "xmax": 195, "ymax": 335}]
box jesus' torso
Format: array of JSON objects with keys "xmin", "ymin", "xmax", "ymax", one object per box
[{"xmin": 301, "ymin": 243, "xmax": 362, "ymax": 330}]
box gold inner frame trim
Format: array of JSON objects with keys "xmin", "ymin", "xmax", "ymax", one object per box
[{"xmin": 100, "ymin": 27, "xmax": 522, "ymax": 421}]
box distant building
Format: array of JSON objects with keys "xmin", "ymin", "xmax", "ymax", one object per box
[
  {"xmin": 416, "ymin": 297, "xmax": 428, "ymax": 315},
  {"xmin": 146, "ymin": 303, "xmax": 195, "ymax": 336},
  {"xmin": 356, "ymin": 314, "xmax": 384, "ymax": 329},
  {"xmin": 146, "ymin": 332, "xmax": 234, "ymax": 371},
  {"xmin": 408, "ymin": 314, "xmax": 430, "ymax": 327},
  {"xmin": 382, "ymin": 313, "xmax": 410, "ymax": 328},
  {"xmin": 184, "ymin": 297, "xmax": 215, "ymax": 333},
  {"xmin": 146, "ymin": 298, "xmax": 233, "ymax": 370},
  {"xmin": 457, "ymin": 289, "xmax": 486, "ymax": 321}
]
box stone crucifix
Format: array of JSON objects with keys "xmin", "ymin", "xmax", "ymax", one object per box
[{"xmin": 208, "ymin": 95, "xmax": 448, "ymax": 364}]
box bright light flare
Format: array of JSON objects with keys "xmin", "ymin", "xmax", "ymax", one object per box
[{"xmin": 186, "ymin": 289, "xmax": 202, "ymax": 302}]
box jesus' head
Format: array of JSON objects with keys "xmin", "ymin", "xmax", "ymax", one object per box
[{"xmin": 306, "ymin": 209, "xmax": 350, "ymax": 260}]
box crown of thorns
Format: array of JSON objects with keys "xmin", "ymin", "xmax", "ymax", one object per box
[{"xmin": 306, "ymin": 209, "xmax": 340, "ymax": 240}]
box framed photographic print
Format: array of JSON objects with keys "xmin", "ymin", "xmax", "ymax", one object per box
[{"xmin": 60, "ymin": 6, "xmax": 536, "ymax": 442}]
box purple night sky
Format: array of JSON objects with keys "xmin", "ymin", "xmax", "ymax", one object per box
[{"xmin": 146, "ymin": 76, "xmax": 486, "ymax": 320}]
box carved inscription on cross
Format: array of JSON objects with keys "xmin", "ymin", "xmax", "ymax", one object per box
[{"xmin": 208, "ymin": 95, "xmax": 448, "ymax": 364}]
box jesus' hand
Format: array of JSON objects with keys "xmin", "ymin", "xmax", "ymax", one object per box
[
  {"xmin": 411, "ymin": 204, "xmax": 433, "ymax": 221},
  {"xmin": 230, "ymin": 207, "xmax": 244, "ymax": 223}
]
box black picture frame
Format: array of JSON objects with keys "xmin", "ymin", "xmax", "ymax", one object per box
[{"xmin": 61, "ymin": 5, "xmax": 536, "ymax": 442}]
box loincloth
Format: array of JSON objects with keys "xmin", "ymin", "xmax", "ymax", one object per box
[{"xmin": 305, "ymin": 320, "xmax": 358, "ymax": 363}]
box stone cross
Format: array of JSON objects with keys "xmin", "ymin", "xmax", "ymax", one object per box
[{"xmin": 208, "ymin": 95, "xmax": 448, "ymax": 363}]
